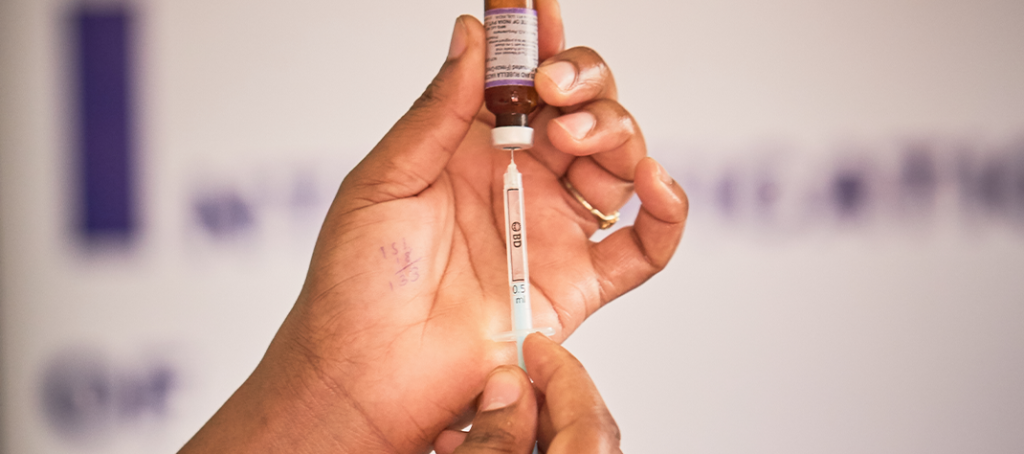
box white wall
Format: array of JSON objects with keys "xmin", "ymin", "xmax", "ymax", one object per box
[{"xmin": 1, "ymin": 0, "xmax": 1022, "ymax": 452}]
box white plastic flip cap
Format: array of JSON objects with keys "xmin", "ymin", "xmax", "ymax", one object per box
[{"xmin": 492, "ymin": 126, "xmax": 534, "ymax": 150}]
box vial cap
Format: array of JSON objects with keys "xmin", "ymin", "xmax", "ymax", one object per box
[{"xmin": 491, "ymin": 126, "xmax": 534, "ymax": 150}]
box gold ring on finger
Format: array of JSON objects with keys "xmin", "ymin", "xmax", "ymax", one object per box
[{"xmin": 560, "ymin": 177, "xmax": 620, "ymax": 230}]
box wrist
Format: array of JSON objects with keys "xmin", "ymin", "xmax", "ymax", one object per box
[{"xmin": 179, "ymin": 326, "xmax": 393, "ymax": 454}]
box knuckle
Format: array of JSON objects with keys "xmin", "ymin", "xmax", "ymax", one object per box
[
  {"xmin": 570, "ymin": 413, "xmax": 622, "ymax": 454},
  {"xmin": 569, "ymin": 46, "xmax": 611, "ymax": 78},
  {"xmin": 616, "ymin": 108, "xmax": 638, "ymax": 136},
  {"xmin": 408, "ymin": 70, "xmax": 475, "ymax": 129},
  {"xmin": 679, "ymin": 187, "xmax": 691, "ymax": 218},
  {"xmin": 413, "ymin": 77, "xmax": 445, "ymax": 112},
  {"xmin": 601, "ymin": 413, "xmax": 622, "ymax": 443},
  {"xmin": 589, "ymin": 99, "xmax": 636, "ymax": 138},
  {"xmin": 583, "ymin": 412, "xmax": 619, "ymax": 435},
  {"xmin": 567, "ymin": 45, "xmax": 604, "ymax": 65}
]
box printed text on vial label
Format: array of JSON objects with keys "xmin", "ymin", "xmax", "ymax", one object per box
[{"xmin": 484, "ymin": 11, "xmax": 538, "ymax": 87}]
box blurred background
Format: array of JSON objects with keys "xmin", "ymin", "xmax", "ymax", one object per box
[{"xmin": 1, "ymin": 0, "xmax": 1022, "ymax": 452}]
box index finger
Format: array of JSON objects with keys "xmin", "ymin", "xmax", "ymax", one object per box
[{"xmin": 523, "ymin": 334, "xmax": 622, "ymax": 454}]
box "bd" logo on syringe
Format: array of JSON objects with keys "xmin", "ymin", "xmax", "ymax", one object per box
[{"xmin": 511, "ymin": 221, "xmax": 522, "ymax": 248}]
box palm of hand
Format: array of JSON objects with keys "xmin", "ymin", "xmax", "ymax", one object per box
[
  {"xmin": 295, "ymin": 111, "xmax": 609, "ymax": 451},
  {"xmin": 280, "ymin": 14, "xmax": 692, "ymax": 448}
]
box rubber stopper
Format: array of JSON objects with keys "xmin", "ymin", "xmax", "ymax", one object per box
[{"xmin": 491, "ymin": 126, "xmax": 534, "ymax": 150}]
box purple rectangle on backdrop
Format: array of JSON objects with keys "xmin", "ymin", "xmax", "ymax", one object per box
[{"xmin": 75, "ymin": 7, "xmax": 136, "ymax": 240}]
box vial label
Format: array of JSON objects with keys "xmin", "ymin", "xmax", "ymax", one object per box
[{"xmin": 484, "ymin": 8, "xmax": 538, "ymax": 89}]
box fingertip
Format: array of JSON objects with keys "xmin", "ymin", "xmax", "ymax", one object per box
[
  {"xmin": 455, "ymin": 365, "xmax": 537, "ymax": 453},
  {"xmin": 636, "ymin": 157, "xmax": 688, "ymax": 224},
  {"xmin": 458, "ymin": 14, "xmax": 485, "ymax": 41},
  {"xmin": 349, "ymin": 12, "xmax": 485, "ymax": 209},
  {"xmin": 434, "ymin": 430, "xmax": 468, "ymax": 454},
  {"xmin": 524, "ymin": 331, "xmax": 556, "ymax": 354},
  {"xmin": 523, "ymin": 333, "xmax": 553, "ymax": 383},
  {"xmin": 551, "ymin": 110, "xmax": 596, "ymax": 142},
  {"xmin": 538, "ymin": 0, "xmax": 565, "ymax": 60},
  {"xmin": 545, "ymin": 101, "xmax": 639, "ymax": 165},
  {"xmin": 448, "ymin": 15, "xmax": 485, "ymax": 65},
  {"xmin": 445, "ymin": 15, "xmax": 485, "ymax": 64},
  {"xmin": 536, "ymin": 60, "xmax": 579, "ymax": 106},
  {"xmin": 479, "ymin": 366, "xmax": 528, "ymax": 412},
  {"xmin": 523, "ymin": 333, "xmax": 582, "ymax": 392},
  {"xmin": 446, "ymin": 17, "xmax": 468, "ymax": 61}
]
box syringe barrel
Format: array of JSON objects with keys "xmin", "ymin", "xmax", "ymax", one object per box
[{"xmin": 503, "ymin": 167, "xmax": 533, "ymax": 334}]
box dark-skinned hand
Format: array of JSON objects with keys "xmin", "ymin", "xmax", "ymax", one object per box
[
  {"xmin": 180, "ymin": 1, "xmax": 686, "ymax": 452},
  {"xmin": 434, "ymin": 334, "xmax": 623, "ymax": 454}
]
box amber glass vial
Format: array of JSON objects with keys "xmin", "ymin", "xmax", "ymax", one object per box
[{"xmin": 484, "ymin": 0, "xmax": 539, "ymax": 129}]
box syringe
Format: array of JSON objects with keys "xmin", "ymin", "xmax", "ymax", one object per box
[{"xmin": 493, "ymin": 150, "xmax": 554, "ymax": 370}]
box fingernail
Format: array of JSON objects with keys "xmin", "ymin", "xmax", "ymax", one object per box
[
  {"xmin": 447, "ymin": 17, "xmax": 467, "ymax": 61},
  {"xmin": 555, "ymin": 111, "xmax": 596, "ymax": 140},
  {"xmin": 539, "ymin": 61, "xmax": 577, "ymax": 92},
  {"xmin": 479, "ymin": 369, "xmax": 522, "ymax": 412}
]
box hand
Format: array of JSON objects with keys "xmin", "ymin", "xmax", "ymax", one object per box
[
  {"xmin": 180, "ymin": 0, "xmax": 687, "ymax": 452},
  {"xmin": 433, "ymin": 334, "xmax": 622, "ymax": 454}
]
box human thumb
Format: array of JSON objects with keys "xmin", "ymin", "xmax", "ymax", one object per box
[
  {"xmin": 434, "ymin": 366, "xmax": 538, "ymax": 454},
  {"xmin": 335, "ymin": 15, "xmax": 485, "ymax": 215}
]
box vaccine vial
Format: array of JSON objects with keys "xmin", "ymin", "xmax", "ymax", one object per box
[{"xmin": 484, "ymin": 0, "xmax": 539, "ymax": 150}]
